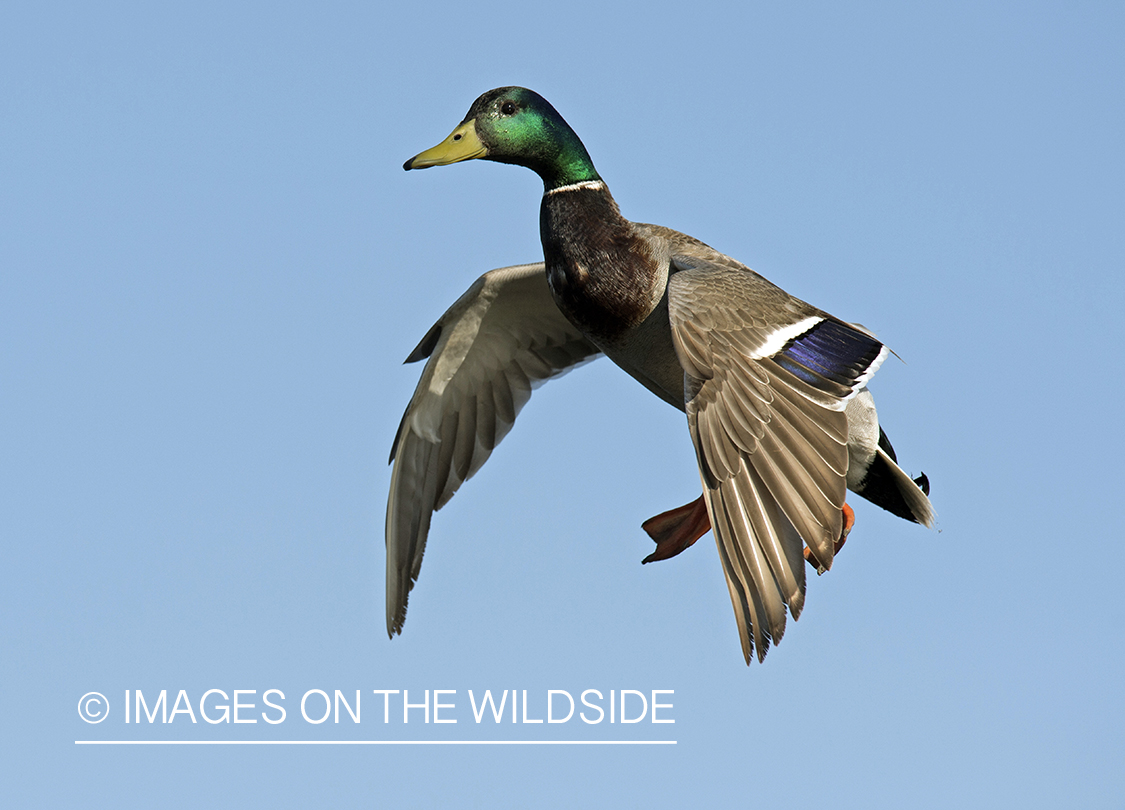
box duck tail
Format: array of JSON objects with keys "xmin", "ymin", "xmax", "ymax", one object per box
[{"xmin": 853, "ymin": 429, "xmax": 935, "ymax": 527}]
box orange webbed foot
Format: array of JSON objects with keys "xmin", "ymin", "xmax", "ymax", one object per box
[
  {"xmin": 641, "ymin": 495, "xmax": 711, "ymax": 563},
  {"xmin": 804, "ymin": 503, "xmax": 855, "ymax": 572}
]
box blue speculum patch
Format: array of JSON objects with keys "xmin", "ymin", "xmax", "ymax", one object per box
[{"xmin": 774, "ymin": 320, "xmax": 883, "ymax": 392}]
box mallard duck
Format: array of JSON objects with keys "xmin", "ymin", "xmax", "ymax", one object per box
[{"xmin": 390, "ymin": 87, "xmax": 935, "ymax": 664}]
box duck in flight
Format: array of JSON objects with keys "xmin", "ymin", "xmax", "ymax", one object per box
[{"xmin": 390, "ymin": 87, "xmax": 934, "ymax": 664}]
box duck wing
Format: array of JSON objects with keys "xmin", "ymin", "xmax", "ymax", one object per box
[
  {"xmin": 667, "ymin": 253, "xmax": 888, "ymax": 663},
  {"xmin": 387, "ymin": 263, "xmax": 600, "ymax": 636}
]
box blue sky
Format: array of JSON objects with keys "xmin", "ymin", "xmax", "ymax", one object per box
[{"xmin": 3, "ymin": 1, "xmax": 1123, "ymax": 807}]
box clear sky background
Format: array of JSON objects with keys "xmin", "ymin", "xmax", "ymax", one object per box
[{"xmin": 4, "ymin": 1, "xmax": 1123, "ymax": 807}]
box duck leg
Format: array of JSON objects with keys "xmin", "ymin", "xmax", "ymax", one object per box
[
  {"xmin": 641, "ymin": 495, "xmax": 711, "ymax": 563},
  {"xmin": 643, "ymin": 497, "xmax": 855, "ymax": 568}
]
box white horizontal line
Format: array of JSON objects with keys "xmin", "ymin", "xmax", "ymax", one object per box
[{"xmin": 75, "ymin": 740, "xmax": 676, "ymax": 746}]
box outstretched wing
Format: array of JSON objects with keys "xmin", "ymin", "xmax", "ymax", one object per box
[
  {"xmin": 387, "ymin": 263, "xmax": 601, "ymax": 636},
  {"xmin": 668, "ymin": 255, "xmax": 888, "ymax": 663}
]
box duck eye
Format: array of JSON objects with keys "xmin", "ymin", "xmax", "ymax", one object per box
[{"xmin": 500, "ymin": 101, "xmax": 516, "ymax": 116}]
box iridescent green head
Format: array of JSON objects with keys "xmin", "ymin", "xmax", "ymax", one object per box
[{"xmin": 403, "ymin": 87, "xmax": 601, "ymax": 191}]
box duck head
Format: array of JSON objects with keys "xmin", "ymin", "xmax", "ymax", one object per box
[{"xmin": 403, "ymin": 87, "xmax": 601, "ymax": 191}]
